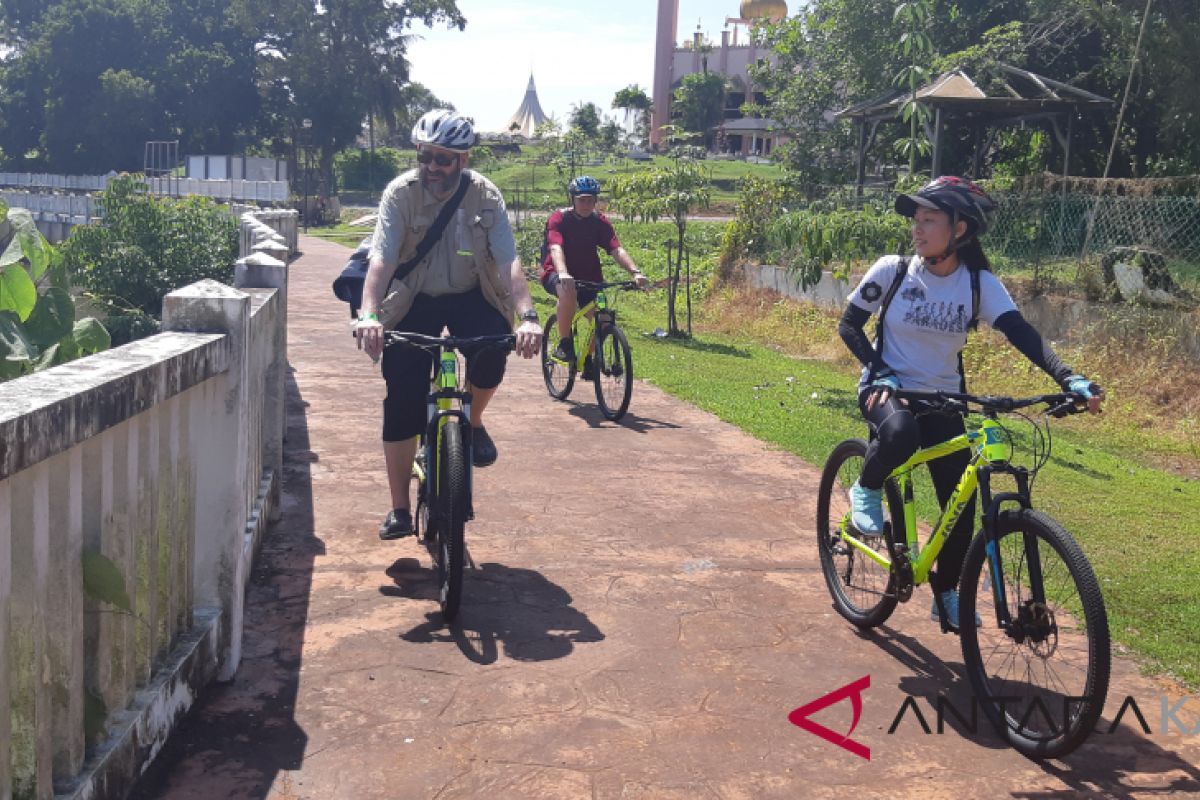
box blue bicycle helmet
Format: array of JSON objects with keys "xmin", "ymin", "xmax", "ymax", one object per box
[{"xmin": 568, "ymin": 175, "xmax": 601, "ymax": 197}]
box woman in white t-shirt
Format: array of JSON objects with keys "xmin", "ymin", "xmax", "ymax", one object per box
[{"xmin": 838, "ymin": 176, "xmax": 1105, "ymax": 631}]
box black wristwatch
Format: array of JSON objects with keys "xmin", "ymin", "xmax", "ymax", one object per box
[{"xmin": 519, "ymin": 309, "xmax": 539, "ymax": 324}]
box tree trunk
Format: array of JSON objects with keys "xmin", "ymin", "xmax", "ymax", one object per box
[{"xmin": 678, "ymin": 222, "xmax": 690, "ymax": 338}]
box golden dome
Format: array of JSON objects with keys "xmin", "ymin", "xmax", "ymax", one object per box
[{"xmin": 739, "ymin": 0, "xmax": 788, "ymax": 21}]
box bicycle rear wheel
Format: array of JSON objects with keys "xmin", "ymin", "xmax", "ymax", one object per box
[
  {"xmin": 959, "ymin": 510, "xmax": 1110, "ymax": 759},
  {"xmin": 594, "ymin": 323, "xmax": 633, "ymax": 421},
  {"xmin": 434, "ymin": 420, "xmax": 468, "ymax": 621},
  {"xmin": 540, "ymin": 313, "xmax": 575, "ymax": 400},
  {"xmin": 815, "ymin": 438, "xmax": 902, "ymax": 628}
]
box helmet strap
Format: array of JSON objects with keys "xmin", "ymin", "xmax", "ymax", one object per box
[{"xmin": 925, "ymin": 209, "xmax": 968, "ymax": 265}]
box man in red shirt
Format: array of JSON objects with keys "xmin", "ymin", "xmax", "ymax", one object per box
[{"xmin": 540, "ymin": 176, "xmax": 648, "ymax": 374}]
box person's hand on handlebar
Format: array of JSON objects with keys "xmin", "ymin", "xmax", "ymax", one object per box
[
  {"xmin": 1063, "ymin": 374, "xmax": 1105, "ymax": 415},
  {"xmin": 864, "ymin": 372, "xmax": 900, "ymax": 412},
  {"xmin": 514, "ymin": 312, "xmax": 542, "ymax": 359},
  {"xmin": 354, "ymin": 313, "xmax": 385, "ymax": 361},
  {"xmin": 631, "ymin": 268, "xmax": 650, "ymax": 290}
]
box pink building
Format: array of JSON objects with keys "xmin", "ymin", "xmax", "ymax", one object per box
[{"xmin": 651, "ymin": 0, "xmax": 788, "ymax": 155}]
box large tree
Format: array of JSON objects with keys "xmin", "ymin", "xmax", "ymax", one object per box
[
  {"xmin": 672, "ymin": 71, "xmax": 727, "ymax": 150},
  {"xmin": 569, "ymin": 101, "xmax": 602, "ymax": 139},
  {"xmin": 0, "ymin": 0, "xmax": 259, "ymax": 172},
  {"xmin": 237, "ymin": 0, "xmax": 465, "ymax": 203},
  {"xmin": 750, "ymin": 0, "xmax": 1200, "ymax": 180}
]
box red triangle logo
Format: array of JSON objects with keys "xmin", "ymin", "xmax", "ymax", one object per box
[{"xmin": 788, "ymin": 675, "xmax": 871, "ymax": 760}]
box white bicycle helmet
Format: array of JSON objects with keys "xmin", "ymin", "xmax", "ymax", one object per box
[{"xmin": 411, "ymin": 109, "xmax": 475, "ymax": 152}]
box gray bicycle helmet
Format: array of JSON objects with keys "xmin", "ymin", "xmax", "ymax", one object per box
[
  {"xmin": 411, "ymin": 109, "xmax": 475, "ymax": 152},
  {"xmin": 895, "ymin": 175, "xmax": 995, "ymax": 237}
]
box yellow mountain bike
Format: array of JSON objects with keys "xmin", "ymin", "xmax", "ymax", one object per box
[
  {"xmin": 816, "ymin": 388, "xmax": 1110, "ymax": 759},
  {"xmin": 385, "ymin": 330, "xmax": 515, "ymax": 622},
  {"xmin": 540, "ymin": 279, "xmax": 638, "ymax": 421}
]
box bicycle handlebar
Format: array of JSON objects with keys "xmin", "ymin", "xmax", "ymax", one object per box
[
  {"xmin": 573, "ymin": 279, "xmax": 641, "ymax": 291},
  {"xmin": 893, "ymin": 388, "xmax": 1087, "ymax": 418},
  {"xmin": 383, "ymin": 331, "xmax": 516, "ymax": 351}
]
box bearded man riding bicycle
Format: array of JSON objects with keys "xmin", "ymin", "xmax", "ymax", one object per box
[{"xmin": 353, "ymin": 109, "xmax": 542, "ymax": 540}]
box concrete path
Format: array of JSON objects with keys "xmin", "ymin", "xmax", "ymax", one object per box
[{"xmin": 131, "ymin": 236, "xmax": 1200, "ymax": 799}]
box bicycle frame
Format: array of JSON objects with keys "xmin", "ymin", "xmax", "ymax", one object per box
[
  {"xmin": 837, "ymin": 415, "xmax": 1031, "ymax": 626},
  {"xmin": 560, "ymin": 291, "xmax": 614, "ymax": 373}
]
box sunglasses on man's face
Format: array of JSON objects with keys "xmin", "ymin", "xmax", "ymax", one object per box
[{"xmin": 417, "ymin": 150, "xmax": 459, "ymax": 167}]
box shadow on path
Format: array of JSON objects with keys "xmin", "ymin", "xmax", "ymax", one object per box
[{"xmin": 387, "ymin": 560, "xmax": 604, "ymax": 665}]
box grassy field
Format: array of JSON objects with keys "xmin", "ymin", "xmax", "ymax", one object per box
[
  {"xmin": 310, "ymin": 216, "xmax": 1200, "ymax": 687},
  {"xmin": 336, "ymin": 143, "xmax": 781, "ymax": 213}
]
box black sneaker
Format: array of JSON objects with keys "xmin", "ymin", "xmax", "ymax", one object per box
[
  {"xmin": 378, "ymin": 508, "xmax": 413, "ymax": 540},
  {"xmin": 552, "ymin": 336, "xmax": 574, "ymax": 363},
  {"xmin": 472, "ymin": 425, "xmax": 498, "ymax": 467},
  {"xmin": 581, "ymin": 355, "xmax": 596, "ymax": 381}
]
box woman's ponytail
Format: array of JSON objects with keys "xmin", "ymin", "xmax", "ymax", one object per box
[{"xmin": 956, "ymin": 236, "xmax": 991, "ymax": 273}]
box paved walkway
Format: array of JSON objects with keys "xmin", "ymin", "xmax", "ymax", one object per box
[{"xmin": 132, "ymin": 236, "xmax": 1200, "ymax": 799}]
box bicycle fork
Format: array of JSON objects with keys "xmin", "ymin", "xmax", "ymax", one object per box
[{"xmin": 977, "ymin": 465, "xmax": 1038, "ymax": 636}]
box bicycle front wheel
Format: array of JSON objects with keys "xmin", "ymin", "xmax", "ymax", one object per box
[
  {"xmin": 434, "ymin": 420, "xmax": 468, "ymax": 621},
  {"xmin": 959, "ymin": 510, "xmax": 1110, "ymax": 759},
  {"xmin": 540, "ymin": 313, "xmax": 575, "ymax": 400},
  {"xmin": 594, "ymin": 324, "xmax": 633, "ymax": 421},
  {"xmin": 815, "ymin": 438, "xmax": 901, "ymax": 628}
]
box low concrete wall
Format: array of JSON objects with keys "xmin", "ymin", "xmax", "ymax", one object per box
[
  {"xmin": 236, "ymin": 207, "xmax": 299, "ymax": 258},
  {"xmin": 0, "ymin": 254, "xmax": 289, "ymax": 798},
  {"xmin": 742, "ymin": 263, "xmax": 1200, "ymax": 364}
]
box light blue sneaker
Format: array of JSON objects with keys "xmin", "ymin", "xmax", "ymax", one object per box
[
  {"xmin": 849, "ymin": 480, "xmax": 884, "ymax": 535},
  {"xmin": 931, "ymin": 589, "xmax": 983, "ymax": 630}
]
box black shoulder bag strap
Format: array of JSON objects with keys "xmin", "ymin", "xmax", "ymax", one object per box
[
  {"xmin": 385, "ymin": 172, "xmax": 471, "ymax": 293},
  {"xmin": 957, "ymin": 266, "xmax": 982, "ymax": 391},
  {"xmin": 870, "ymin": 256, "xmax": 909, "ymax": 380}
]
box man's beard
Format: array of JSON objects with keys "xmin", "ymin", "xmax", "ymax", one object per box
[{"xmin": 420, "ymin": 165, "xmax": 462, "ymax": 195}]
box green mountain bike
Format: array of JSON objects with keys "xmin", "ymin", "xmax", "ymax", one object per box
[
  {"xmin": 816, "ymin": 388, "xmax": 1110, "ymax": 759},
  {"xmin": 540, "ymin": 280, "xmax": 637, "ymax": 421},
  {"xmin": 385, "ymin": 330, "xmax": 515, "ymax": 622}
]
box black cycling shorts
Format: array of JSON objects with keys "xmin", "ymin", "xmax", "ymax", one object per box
[{"xmin": 380, "ymin": 288, "xmax": 510, "ymax": 442}]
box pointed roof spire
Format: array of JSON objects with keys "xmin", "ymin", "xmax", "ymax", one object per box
[{"xmin": 503, "ymin": 73, "xmax": 549, "ymax": 137}]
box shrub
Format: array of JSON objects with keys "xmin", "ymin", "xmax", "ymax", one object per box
[
  {"xmin": 334, "ymin": 147, "xmax": 411, "ymax": 192},
  {"xmin": 0, "ymin": 200, "xmax": 110, "ymax": 381},
  {"xmin": 61, "ymin": 175, "xmax": 238, "ymax": 344},
  {"xmin": 768, "ymin": 204, "xmax": 909, "ymax": 288}
]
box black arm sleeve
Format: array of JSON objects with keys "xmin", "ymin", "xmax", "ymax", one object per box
[
  {"xmin": 838, "ymin": 303, "xmax": 886, "ymax": 373},
  {"xmin": 992, "ymin": 310, "xmax": 1074, "ymax": 385}
]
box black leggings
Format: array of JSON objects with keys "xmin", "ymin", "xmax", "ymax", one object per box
[
  {"xmin": 381, "ymin": 288, "xmax": 510, "ymax": 442},
  {"xmin": 858, "ymin": 393, "xmax": 973, "ymax": 593}
]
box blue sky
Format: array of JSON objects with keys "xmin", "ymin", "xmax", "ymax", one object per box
[{"xmin": 406, "ymin": 0, "xmax": 789, "ymax": 132}]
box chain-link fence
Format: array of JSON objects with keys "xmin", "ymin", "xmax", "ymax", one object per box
[
  {"xmin": 988, "ymin": 191, "xmax": 1200, "ymax": 291},
  {"xmin": 779, "ymin": 179, "xmax": 1200, "ymax": 295}
]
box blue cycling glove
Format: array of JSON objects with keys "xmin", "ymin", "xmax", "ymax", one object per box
[
  {"xmin": 1064, "ymin": 374, "xmax": 1100, "ymax": 399},
  {"xmin": 871, "ymin": 373, "xmax": 900, "ymax": 393}
]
